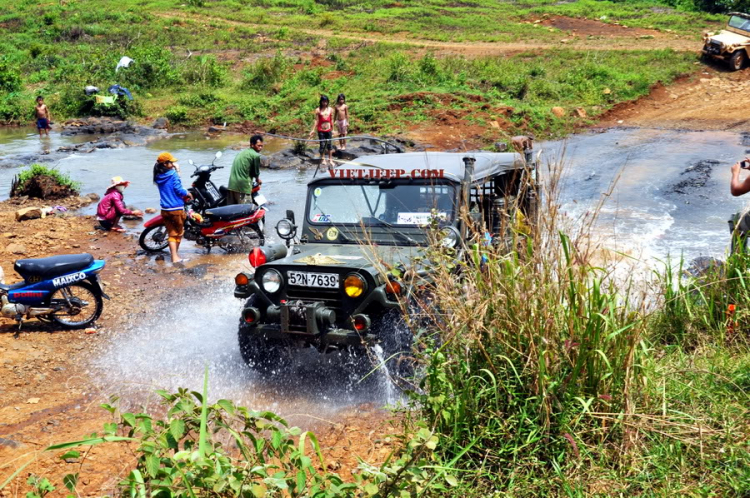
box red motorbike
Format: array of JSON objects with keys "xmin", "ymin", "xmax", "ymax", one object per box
[{"xmin": 139, "ymin": 188, "xmax": 267, "ymax": 253}]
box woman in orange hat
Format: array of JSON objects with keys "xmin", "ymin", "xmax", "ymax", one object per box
[
  {"xmin": 153, "ymin": 152, "xmax": 192, "ymax": 263},
  {"xmin": 96, "ymin": 176, "xmax": 142, "ymax": 232}
]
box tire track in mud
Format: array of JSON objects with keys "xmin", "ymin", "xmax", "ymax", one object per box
[{"xmin": 155, "ymin": 11, "xmax": 699, "ymax": 55}]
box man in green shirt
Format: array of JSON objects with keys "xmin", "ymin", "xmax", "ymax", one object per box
[{"xmin": 228, "ymin": 134, "xmax": 263, "ymax": 204}]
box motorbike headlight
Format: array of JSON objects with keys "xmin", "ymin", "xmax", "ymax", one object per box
[
  {"xmin": 276, "ymin": 218, "xmax": 296, "ymax": 240},
  {"xmin": 344, "ymin": 274, "xmax": 367, "ymax": 298},
  {"xmin": 261, "ymin": 269, "xmax": 282, "ymax": 294},
  {"xmin": 440, "ymin": 226, "xmax": 460, "ymax": 248}
]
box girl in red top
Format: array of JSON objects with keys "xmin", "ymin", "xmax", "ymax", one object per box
[{"xmin": 309, "ymin": 95, "xmax": 334, "ymax": 167}]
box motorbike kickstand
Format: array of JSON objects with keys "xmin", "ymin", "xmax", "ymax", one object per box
[{"xmin": 13, "ymin": 316, "xmax": 24, "ymax": 338}]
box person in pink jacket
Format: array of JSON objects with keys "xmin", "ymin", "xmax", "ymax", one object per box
[{"xmin": 96, "ymin": 176, "xmax": 142, "ymax": 232}]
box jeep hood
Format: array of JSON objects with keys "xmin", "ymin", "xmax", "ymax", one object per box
[
  {"xmin": 275, "ymin": 243, "xmax": 428, "ymax": 274},
  {"xmin": 711, "ymin": 30, "xmax": 750, "ymax": 45}
]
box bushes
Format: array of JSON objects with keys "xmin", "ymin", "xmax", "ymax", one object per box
[
  {"xmin": 118, "ymin": 46, "xmax": 179, "ymax": 91},
  {"xmin": 182, "ymin": 55, "xmax": 227, "ymax": 87},
  {"xmin": 0, "ymin": 57, "xmax": 22, "ymax": 93},
  {"xmin": 10, "ymin": 164, "xmax": 80, "ymax": 199},
  {"xmin": 241, "ymin": 52, "xmax": 290, "ymax": 90}
]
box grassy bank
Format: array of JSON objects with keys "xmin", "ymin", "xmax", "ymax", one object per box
[{"xmin": 0, "ymin": 0, "xmax": 710, "ymax": 144}]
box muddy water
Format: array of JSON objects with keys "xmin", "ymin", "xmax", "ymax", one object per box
[
  {"xmin": 546, "ymin": 128, "xmax": 749, "ymax": 260},
  {"xmin": 3, "ymin": 126, "xmax": 747, "ymax": 415}
]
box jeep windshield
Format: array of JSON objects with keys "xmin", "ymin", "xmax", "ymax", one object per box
[
  {"xmin": 728, "ymin": 15, "xmax": 750, "ymax": 32},
  {"xmin": 307, "ymin": 182, "xmax": 457, "ymax": 229}
]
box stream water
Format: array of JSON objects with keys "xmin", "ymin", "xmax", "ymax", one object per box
[{"xmin": 2, "ymin": 126, "xmax": 748, "ymax": 412}]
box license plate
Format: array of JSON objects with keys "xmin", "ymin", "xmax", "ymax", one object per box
[
  {"xmin": 254, "ymin": 194, "xmax": 268, "ymax": 206},
  {"xmin": 287, "ymin": 271, "xmax": 339, "ymax": 288}
]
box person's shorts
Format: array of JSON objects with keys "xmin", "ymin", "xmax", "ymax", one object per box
[
  {"xmin": 227, "ymin": 190, "xmax": 250, "ymax": 205},
  {"xmin": 161, "ymin": 209, "xmax": 187, "ymax": 242},
  {"xmin": 36, "ymin": 118, "xmax": 50, "ymax": 130},
  {"xmin": 336, "ymin": 119, "xmax": 348, "ymax": 135},
  {"xmin": 318, "ymin": 131, "xmax": 332, "ymax": 153}
]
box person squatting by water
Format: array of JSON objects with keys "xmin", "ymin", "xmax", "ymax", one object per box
[
  {"xmin": 153, "ymin": 152, "xmax": 193, "ymax": 264},
  {"xmin": 35, "ymin": 96, "xmax": 51, "ymax": 138},
  {"xmin": 228, "ymin": 135, "xmax": 263, "ymax": 205},
  {"xmin": 96, "ymin": 176, "xmax": 142, "ymax": 232},
  {"xmin": 309, "ymin": 95, "xmax": 334, "ymax": 168},
  {"xmin": 334, "ymin": 93, "xmax": 349, "ymax": 151}
]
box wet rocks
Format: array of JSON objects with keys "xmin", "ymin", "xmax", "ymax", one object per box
[
  {"xmin": 152, "ymin": 117, "xmax": 169, "ymax": 129},
  {"xmin": 668, "ymin": 160, "xmax": 718, "ymax": 198},
  {"xmin": 263, "ymin": 135, "xmax": 405, "ymax": 169}
]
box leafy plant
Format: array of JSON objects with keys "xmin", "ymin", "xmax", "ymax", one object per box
[{"xmin": 38, "ymin": 373, "xmax": 452, "ymax": 497}]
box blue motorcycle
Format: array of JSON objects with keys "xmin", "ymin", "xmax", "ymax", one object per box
[{"xmin": 0, "ymin": 254, "xmax": 107, "ymax": 329}]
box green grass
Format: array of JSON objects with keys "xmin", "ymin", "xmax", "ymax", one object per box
[{"xmin": 0, "ymin": 0, "xmax": 721, "ymax": 143}]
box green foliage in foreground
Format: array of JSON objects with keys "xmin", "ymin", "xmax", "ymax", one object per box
[
  {"xmin": 399, "ymin": 183, "xmax": 748, "ymax": 495},
  {"xmin": 14, "ymin": 164, "xmax": 81, "ymax": 194},
  {"xmin": 30, "ymin": 373, "xmax": 453, "ymax": 498}
]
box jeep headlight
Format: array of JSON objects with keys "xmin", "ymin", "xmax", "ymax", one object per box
[
  {"xmin": 261, "ymin": 269, "xmax": 282, "ymax": 293},
  {"xmin": 276, "ymin": 218, "xmax": 296, "ymax": 240},
  {"xmin": 344, "ymin": 274, "xmax": 366, "ymax": 298},
  {"xmin": 440, "ymin": 226, "xmax": 460, "ymax": 248}
]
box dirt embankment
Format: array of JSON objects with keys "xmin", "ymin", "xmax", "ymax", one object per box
[
  {"xmin": 597, "ymin": 63, "xmax": 750, "ymax": 131},
  {"xmin": 0, "ymin": 198, "xmax": 396, "ymax": 495}
]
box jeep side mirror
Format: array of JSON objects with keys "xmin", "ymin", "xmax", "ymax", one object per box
[{"xmin": 286, "ymin": 209, "xmax": 296, "ymax": 225}]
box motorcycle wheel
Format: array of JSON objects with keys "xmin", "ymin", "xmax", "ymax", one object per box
[
  {"xmin": 238, "ymin": 296, "xmax": 289, "ymax": 376},
  {"xmin": 219, "ymin": 225, "xmax": 265, "ymax": 252},
  {"xmin": 47, "ymin": 281, "xmax": 103, "ymax": 329},
  {"xmin": 139, "ymin": 225, "xmax": 169, "ymax": 252}
]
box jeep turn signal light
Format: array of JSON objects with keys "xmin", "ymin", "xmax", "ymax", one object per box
[
  {"xmin": 248, "ymin": 247, "xmax": 267, "ymax": 268},
  {"xmin": 352, "ymin": 314, "xmax": 371, "ymax": 332},
  {"xmin": 344, "ymin": 274, "xmax": 366, "ymax": 298},
  {"xmin": 385, "ymin": 278, "xmax": 402, "ymax": 296},
  {"xmin": 235, "ymin": 273, "xmax": 250, "ymax": 286},
  {"xmin": 242, "ymin": 307, "xmax": 260, "ymax": 324}
]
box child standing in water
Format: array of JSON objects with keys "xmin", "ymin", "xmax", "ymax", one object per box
[{"xmin": 334, "ymin": 93, "xmax": 349, "ymax": 151}]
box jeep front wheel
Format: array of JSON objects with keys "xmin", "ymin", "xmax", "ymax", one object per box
[{"xmin": 730, "ymin": 51, "xmax": 746, "ymax": 71}]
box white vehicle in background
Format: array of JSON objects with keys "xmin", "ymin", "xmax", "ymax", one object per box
[{"xmin": 702, "ymin": 12, "xmax": 750, "ymax": 71}]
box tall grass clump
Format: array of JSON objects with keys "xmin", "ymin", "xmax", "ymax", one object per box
[
  {"xmin": 653, "ymin": 247, "xmax": 750, "ymax": 347},
  {"xmin": 408, "ymin": 161, "xmax": 650, "ymax": 489}
]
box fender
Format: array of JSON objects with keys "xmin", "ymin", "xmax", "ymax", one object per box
[{"xmin": 143, "ymin": 214, "xmax": 165, "ymax": 228}]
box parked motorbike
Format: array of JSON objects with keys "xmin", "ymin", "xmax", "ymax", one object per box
[
  {"xmin": 189, "ymin": 151, "xmax": 228, "ymax": 211},
  {"xmin": 0, "ymin": 253, "xmax": 107, "ymax": 329},
  {"xmin": 139, "ymin": 186, "xmax": 267, "ymax": 253}
]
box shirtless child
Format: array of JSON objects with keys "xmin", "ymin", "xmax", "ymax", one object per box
[{"xmin": 35, "ymin": 96, "xmax": 51, "ymax": 137}]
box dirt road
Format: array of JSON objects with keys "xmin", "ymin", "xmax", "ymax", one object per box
[{"xmin": 0, "ymin": 200, "xmax": 396, "ymax": 495}]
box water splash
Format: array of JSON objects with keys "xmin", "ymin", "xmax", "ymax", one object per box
[{"xmin": 89, "ymin": 281, "xmax": 397, "ymax": 416}]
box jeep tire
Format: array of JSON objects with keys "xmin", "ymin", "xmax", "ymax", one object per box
[
  {"xmin": 731, "ymin": 50, "xmax": 746, "ymax": 71},
  {"xmin": 237, "ymin": 295, "xmax": 289, "ymax": 376}
]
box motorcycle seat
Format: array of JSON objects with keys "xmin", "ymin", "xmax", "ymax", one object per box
[
  {"xmin": 204, "ymin": 204, "xmax": 258, "ymax": 221},
  {"xmin": 14, "ymin": 253, "xmax": 94, "ymax": 280}
]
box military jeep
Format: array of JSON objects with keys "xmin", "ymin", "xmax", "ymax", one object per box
[
  {"xmin": 702, "ymin": 12, "xmax": 750, "ymax": 71},
  {"xmin": 233, "ymin": 151, "xmax": 536, "ymax": 378}
]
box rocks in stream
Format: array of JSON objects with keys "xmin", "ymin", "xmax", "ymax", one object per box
[
  {"xmin": 667, "ymin": 160, "xmax": 719, "ymax": 199},
  {"xmin": 0, "ymin": 117, "xmax": 167, "ymax": 169},
  {"xmin": 263, "ymin": 135, "xmax": 404, "ymax": 169}
]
